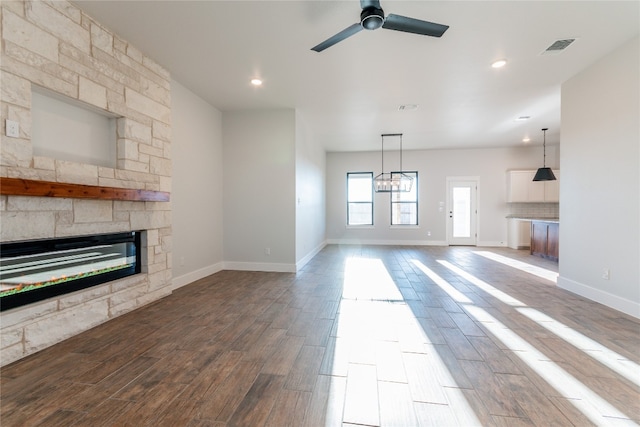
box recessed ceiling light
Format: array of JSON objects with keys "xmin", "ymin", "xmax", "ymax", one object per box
[
  {"xmin": 515, "ymin": 115, "xmax": 531, "ymax": 121},
  {"xmin": 250, "ymin": 78, "xmax": 263, "ymax": 86},
  {"xmin": 522, "ymin": 137, "xmax": 531, "ymax": 143},
  {"xmin": 491, "ymin": 59, "xmax": 507, "ymax": 68}
]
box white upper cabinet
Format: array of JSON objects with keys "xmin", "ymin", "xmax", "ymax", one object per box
[
  {"xmin": 507, "ymin": 170, "xmax": 560, "ymax": 202},
  {"xmin": 544, "ymin": 169, "xmax": 560, "ymax": 201}
]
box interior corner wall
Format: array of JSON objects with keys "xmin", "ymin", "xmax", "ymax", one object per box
[
  {"xmin": 559, "ymin": 36, "xmax": 640, "ymax": 318},
  {"xmin": 222, "ymin": 109, "xmax": 296, "ymax": 272},
  {"xmin": 171, "ymin": 79, "xmax": 224, "ymax": 288},
  {"xmin": 295, "ymin": 110, "xmax": 326, "ymax": 269}
]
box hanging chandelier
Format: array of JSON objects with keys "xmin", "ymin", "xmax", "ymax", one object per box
[
  {"xmin": 533, "ymin": 128, "xmax": 557, "ymax": 181},
  {"xmin": 373, "ymin": 133, "xmax": 413, "ymax": 192}
]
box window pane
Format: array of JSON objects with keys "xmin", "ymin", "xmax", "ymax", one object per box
[
  {"xmin": 452, "ymin": 187, "xmax": 471, "ymax": 237},
  {"xmin": 348, "ymin": 203, "xmax": 373, "ymax": 225},
  {"xmin": 347, "ymin": 172, "xmax": 373, "ymax": 225},
  {"xmin": 391, "ymin": 172, "xmax": 417, "ymax": 202},
  {"xmin": 348, "ymin": 174, "xmax": 373, "ymax": 202},
  {"xmin": 391, "ymin": 203, "xmax": 417, "ymax": 225},
  {"xmin": 391, "ymin": 171, "xmax": 418, "ymax": 225}
]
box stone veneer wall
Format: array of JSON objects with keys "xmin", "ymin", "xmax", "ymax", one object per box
[{"xmin": 0, "ymin": 0, "xmax": 172, "ymax": 366}]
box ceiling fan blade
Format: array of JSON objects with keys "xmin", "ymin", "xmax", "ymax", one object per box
[
  {"xmin": 311, "ymin": 22, "xmax": 363, "ymax": 52},
  {"xmin": 382, "ymin": 14, "xmax": 449, "ymax": 37}
]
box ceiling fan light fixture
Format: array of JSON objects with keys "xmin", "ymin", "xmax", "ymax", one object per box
[
  {"xmin": 533, "ymin": 128, "xmax": 557, "ymax": 181},
  {"xmin": 361, "ymin": 7, "xmax": 385, "ymax": 30}
]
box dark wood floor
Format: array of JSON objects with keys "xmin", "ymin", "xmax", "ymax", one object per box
[{"xmin": 1, "ymin": 245, "xmax": 639, "ymax": 426}]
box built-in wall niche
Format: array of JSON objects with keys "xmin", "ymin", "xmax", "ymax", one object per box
[{"xmin": 31, "ymin": 86, "xmax": 117, "ymax": 168}]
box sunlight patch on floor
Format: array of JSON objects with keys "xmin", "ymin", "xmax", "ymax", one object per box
[
  {"xmin": 517, "ymin": 307, "xmax": 640, "ymax": 387},
  {"xmin": 426, "ymin": 259, "xmax": 637, "ymax": 425},
  {"xmin": 336, "ymin": 257, "xmax": 482, "ymax": 426},
  {"xmin": 444, "ymin": 252, "xmax": 639, "ymax": 387},
  {"xmin": 410, "ymin": 260, "xmax": 472, "ymax": 304},
  {"xmin": 473, "ymin": 250, "xmax": 559, "ymax": 282},
  {"xmin": 343, "ymin": 257, "xmax": 403, "ymax": 301},
  {"xmin": 437, "ymin": 260, "xmax": 526, "ymax": 307},
  {"xmin": 465, "ymin": 305, "xmax": 636, "ymax": 425}
]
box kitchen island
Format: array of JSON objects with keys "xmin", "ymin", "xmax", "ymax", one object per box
[{"xmin": 530, "ymin": 219, "xmax": 559, "ymax": 261}]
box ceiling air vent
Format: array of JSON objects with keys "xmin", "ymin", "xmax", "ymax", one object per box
[
  {"xmin": 398, "ymin": 104, "xmax": 418, "ymax": 111},
  {"xmin": 541, "ymin": 38, "xmax": 577, "ymax": 55}
]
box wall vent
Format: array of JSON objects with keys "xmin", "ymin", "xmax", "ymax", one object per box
[
  {"xmin": 398, "ymin": 104, "xmax": 418, "ymax": 111},
  {"xmin": 541, "ymin": 38, "xmax": 577, "ymax": 55}
]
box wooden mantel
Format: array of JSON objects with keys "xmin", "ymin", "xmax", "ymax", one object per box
[{"xmin": 0, "ymin": 177, "xmax": 170, "ymax": 202}]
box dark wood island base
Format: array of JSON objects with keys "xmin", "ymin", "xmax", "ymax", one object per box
[{"xmin": 531, "ymin": 220, "xmax": 559, "ymax": 261}]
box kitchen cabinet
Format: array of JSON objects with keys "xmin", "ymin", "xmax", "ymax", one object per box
[
  {"xmin": 508, "ymin": 219, "xmax": 531, "ymax": 249},
  {"xmin": 530, "ymin": 220, "xmax": 559, "ymax": 261},
  {"xmin": 506, "ymin": 170, "xmax": 560, "ymax": 202},
  {"xmin": 544, "ymin": 170, "xmax": 560, "ymax": 201}
]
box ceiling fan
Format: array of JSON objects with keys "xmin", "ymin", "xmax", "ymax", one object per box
[{"xmin": 311, "ymin": 0, "xmax": 449, "ymax": 52}]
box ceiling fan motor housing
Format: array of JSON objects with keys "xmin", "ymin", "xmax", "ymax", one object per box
[{"xmin": 361, "ymin": 7, "xmax": 385, "ymax": 30}]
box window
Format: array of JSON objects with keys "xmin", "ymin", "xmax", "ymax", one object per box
[
  {"xmin": 391, "ymin": 171, "xmax": 418, "ymax": 225},
  {"xmin": 347, "ymin": 172, "xmax": 373, "ymax": 225}
]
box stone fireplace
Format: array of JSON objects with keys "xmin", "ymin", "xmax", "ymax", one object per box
[{"xmin": 1, "ymin": 0, "xmax": 173, "ymax": 366}]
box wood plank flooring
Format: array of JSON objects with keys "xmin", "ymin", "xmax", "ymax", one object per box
[{"xmin": 2, "ymin": 245, "xmax": 639, "ymax": 426}]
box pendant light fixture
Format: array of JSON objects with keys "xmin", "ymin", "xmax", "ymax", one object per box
[
  {"xmin": 374, "ymin": 133, "xmax": 413, "ymax": 192},
  {"xmin": 533, "ymin": 128, "xmax": 557, "ymax": 181}
]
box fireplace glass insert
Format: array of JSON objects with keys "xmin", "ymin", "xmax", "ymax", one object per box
[{"xmin": 0, "ymin": 231, "xmax": 141, "ymax": 311}]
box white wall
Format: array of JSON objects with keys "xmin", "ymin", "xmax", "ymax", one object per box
[
  {"xmin": 222, "ymin": 109, "xmax": 296, "ymax": 272},
  {"xmin": 171, "ymin": 79, "xmax": 224, "ymax": 288},
  {"xmin": 326, "ymin": 145, "xmax": 558, "ymax": 245},
  {"xmin": 559, "ymin": 36, "xmax": 639, "ymax": 318},
  {"xmin": 295, "ymin": 111, "xmax": 327, "ymax": 269}
]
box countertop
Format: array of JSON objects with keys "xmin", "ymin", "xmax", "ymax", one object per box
[{"xmin": 506, "ymin": 216, "xmax": 559, "ymax": 223}]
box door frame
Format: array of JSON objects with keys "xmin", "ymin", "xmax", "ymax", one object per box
[{"xmin": 446, "ymin": 176, "xmax": 479, "ymax": 246}]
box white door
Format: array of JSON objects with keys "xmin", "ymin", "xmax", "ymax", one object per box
[{"xmin": 447, "ymin": 178, "xmax": 478, "ymax": 246}]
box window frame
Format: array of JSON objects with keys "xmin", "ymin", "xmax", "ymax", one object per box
[
  {"xmin": 347, "ymin": 172, "xmax": 374, "ymax": 226},
  {"xmin": 390, "ymin": 171, "xmax": 418, "ymax": 226}
]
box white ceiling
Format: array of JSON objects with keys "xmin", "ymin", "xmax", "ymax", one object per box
[{"xmin": 73, "ymin": 1, "xmax": 639, "ymax": 152}]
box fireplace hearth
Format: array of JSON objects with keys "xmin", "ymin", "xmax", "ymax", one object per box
[{"xmin": 0, "ymin": 231, "xmax": 141, "ymax": 311}]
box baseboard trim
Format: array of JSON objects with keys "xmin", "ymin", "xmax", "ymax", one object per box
[
  {"xmin": 172, "ymin": 262, "xmax": 224, "ymax": 290},
  {"xmin": 296, "ymin": 240, "xmax": 327, "ymax": 271},
  {"xmin": 172, "ymin": 258, "xmax": 302, "ymax": 287},
  {"xmin": 477, "ymin": 240, "xmax": 507, "ymax": 247},
  {"xmin": 557, "ymin": 275, "xmax": 640, "ymax": 319},
  {"xmin": 325, "ymin": 239, "xmax": 448, "ymax": 246},
  {"xmin": 223, "ymin": 261, "xmax": 296, "ymax": 273}
]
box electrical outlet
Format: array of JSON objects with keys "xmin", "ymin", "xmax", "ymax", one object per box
[
  {"xmin": 427, "ymin": 231, "xmax": 432, "ymax": 236},
  {"xmin": 6, "ymin": 120, "xmax": 19, "ymax": 138},
  {"xmin": 180, "ymin": 256, "xmax": 185, "ymax": 266},
  {"xmin": 265, "ymin": 247, "xmax": 271, "ymax": 255},
  {"xmin": 602, "ymin": 268, "xmax": 610, "ymax": 280}
]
